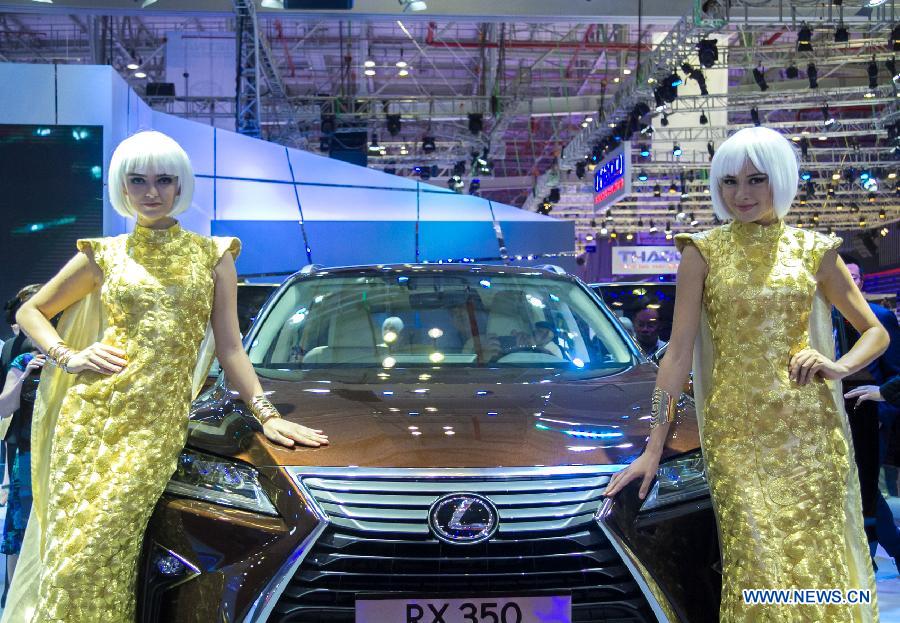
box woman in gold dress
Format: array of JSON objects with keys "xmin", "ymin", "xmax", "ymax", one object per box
[
  {"xmin": 2, "ymin": 130, "xmax": 329, "ymax": 622},
  {"xmin": 605, "ymin": 126, "xmax": 888, "ymax": 622}
]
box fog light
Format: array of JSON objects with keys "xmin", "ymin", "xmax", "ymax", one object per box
[{"xmin": 156, "ymin": 553, "xmax": 186, "ymax": 577}]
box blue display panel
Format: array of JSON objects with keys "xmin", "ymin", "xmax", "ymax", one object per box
[{"xmin": 593, "ymin": 142, "xmax": 632, "ymax": 210}]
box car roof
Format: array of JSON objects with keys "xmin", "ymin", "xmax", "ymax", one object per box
[{"xmin": 291, "ymin": 263, "xmax": 581, "ymax": 283}]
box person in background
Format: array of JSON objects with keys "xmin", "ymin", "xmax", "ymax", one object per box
[
  {"xmin": 0, "ymin": 338, "xmax": 44, "ymax": 586},
  {"xmin": 0, "ymin": 284, "xmax": 42, "ymax": 606},
  {"xmin": 633, "ymin": 307, "xmax": 666, "ymax": 357}
]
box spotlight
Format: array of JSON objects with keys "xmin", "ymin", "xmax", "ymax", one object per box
[
  {"xmin": 834, "ymin": 25, "xmax": 849, "ymax": 43},
  {"xmin": 660, "ymin": 112, "xmax": 669, "ymax": 127},
  {"xmin": 750, "ymin": 107, "xmax": 761, "ymax": 126},
  {"xmin": 468, "ymin": 178, "xmax": 481, "ymax": 195},
  {"xmin": 549, "ymin": 188, "xmax": 561, "ymax": 203},
  {"xmin": 467, "ymin": 113, "xmax": 484, "ymax": 135},
  {"xmin": 575, "ymin": 161, "xmax": 586, "ymax": 179},
  {"xmin": 697, "ymin": 39, "xmax": 718, "ymax": 68},
  {"xmin": 707, "ymin": 141, "xmax": 715, "ymax": 159},
  {"xmin": 690, "ymin": 213, "xmax": 700, "ymax": 227},
  {"xmin": 681, "ymin": 61, "xmax": 693, "ymax": 74},
  {"xmin": 690, "ymin": 69, "xmax": 709, "ymax": 95},
  {"xmin": 666, "ymin": 72, "xmax": 683, "ymax": 88},
  {"xmin": 639, "ymin": 144, "xmax": 651, "ymax": 158},
  {"xmin": 821, "ymin": 104, "xmax": 835, "ymax": 127},
  {"xmin": 699, "ymin": 110, "xmax": 708, "ymax": 125},
  {"xmin": 386, "ymin": 114, "xmax": 402, "ymax": 136},
  {"xmin": 637, "ymin": 170, "xmax": 649, "ymax": 182},
  {"xmin": 368, "ymin": 133, "xmax": 381, "ymax": 152},
  {"xmin": 422, "ymin": 136, "xmax": 436, "ymax": 152},
  {"xmin": 797, "ymin": 24, "xmax": 813, "ymax": 52},
  {"xmin": 668, "ymin": 181, "xmax": 678, "ymax": 194},
  {"xmin": 867, "ymin": 56, "xmax": 878, "ymax": 89},
  {"xmin": 752, "ymin": 65, "xmax": 769, "ymax": 91},
  {"xmin": 452, "ymin": 161, "xmax": 466, "ymax": 177},
  {"xmin": 800, "ymin": 170, "xmax": 812, "ymax": 181},
  {"xmin": 785, "ymin": 63, "xmax": 799, "ymax": 79},
  {"xmin": 807, "ymin": 63, "xmax": 818, "ymax": 88},
  {"xmin": 887, "ymin": 57, "xmax": 900, "ymax": 81},
  {"xmin": 892, "ymin": 24, "xmax": 900, "ymax": 51},
  {"xmin": 653, "ymin": 183, "xmax": 662, "ymax": 197}
]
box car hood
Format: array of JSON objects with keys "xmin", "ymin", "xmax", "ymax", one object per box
[{"xmin": 188, "ymin": 364, "xmax": 699, "ymax": 468}]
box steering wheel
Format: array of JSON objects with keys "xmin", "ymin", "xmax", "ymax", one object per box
[{"xmin": 489, "ymin": 345, "xmax": 557, "ymax": 363}]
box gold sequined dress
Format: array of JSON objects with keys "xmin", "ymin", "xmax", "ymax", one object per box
[
  {"xmin": 2, "ymin": 222, "xmax": 239, "ymax": 623},
  {"xmin": 675, "ymin": 220, "xmax": 878, "ymax": 622}
]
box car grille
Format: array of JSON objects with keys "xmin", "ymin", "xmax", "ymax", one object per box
[{"xmin": 270, "ymin": 467, "xmax": 655, "ymax": 623}]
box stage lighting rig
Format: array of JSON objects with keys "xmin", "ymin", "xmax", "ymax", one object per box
[
  {"xmin": 807, "ymin": 63, "xmax": 818, "ymax": 88},
  {"xmin": 422, "ymin": 136, "xmax": 436, "ymax": 152},
  {"xmin": 822, "ymin": 104, "xmax": 835, "ymax": 127},
  {"xmin": 752, "ymin": 65, "xmax": 769, "ymax": 91},
  {"xmin": 697, "ymin": 39, "xmax": 718, "ymax": 68},
  {"xmin": 797, "ymin": 24, "xmax": 813, "ymax": 52}
]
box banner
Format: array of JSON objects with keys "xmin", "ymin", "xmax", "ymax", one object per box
[{"xmin": 611, "ymin": 245, "xmax": 681, "ymax": 275}]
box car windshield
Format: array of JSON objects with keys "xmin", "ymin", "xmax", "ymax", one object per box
[{"xmin": 247, "ymin": 271, "xmax": 636, "ymax": 371}]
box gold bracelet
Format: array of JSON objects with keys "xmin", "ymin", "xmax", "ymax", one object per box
[
  {"xmin": 649, "ymin": 387, "xmax": 677, "ymax": 429},
  {"xmin": 46, "ymin": 342, "xmax": 76, "ymax": 374},
  {"xmin": 248, "ymin": 394, "xmax": 282, "ymax": 425}
]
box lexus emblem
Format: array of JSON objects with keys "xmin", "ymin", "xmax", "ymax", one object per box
[{"xmin": 428, "ymin": 493, "xmax": 499, "ymax": 545}]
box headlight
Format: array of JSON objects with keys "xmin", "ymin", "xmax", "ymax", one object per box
[
  {"xmin": 165, "ymin": 448, "xmax": 278, "ymax": 516},
  {"xmin": 639, "ymin": 450, "xmax": 708, "ymax": 512}
]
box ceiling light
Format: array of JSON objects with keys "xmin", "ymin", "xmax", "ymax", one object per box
[
  {"xmin": 364, "ymin": 59, "xmax": 376, "ymax": 68},
  {"xmin": 399, "ymin": 0, "xmax": 427, "ymax": 11},
  {"xmin": 364, "ymin": 68, "xmax": 376, "ymax": 77},
  {"xmin": 126, "ymin": 61, "xmax": 140, "ymax": 70},
  {"xmin": 867, "ymin": 0, "xmax": 888, "ymax": 7},
  {"xmin": 133, "ymin": 71, "xmax": 147, "ymax": 79},
  {"xmin": 398, "ymin": 68, "xmax": 410, "ymax": 77},
  {"xmin": 623, "ymin": 68, "xmax": 632, "ymax": 75},
  {"xmin": 260, "ymin": 0, "xmax": 285, "ymax": 6}
]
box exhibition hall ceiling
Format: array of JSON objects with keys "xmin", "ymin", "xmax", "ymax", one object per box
[{"xmin": 0, "ymin": 0, "xmax": 897, "ymax": 244}]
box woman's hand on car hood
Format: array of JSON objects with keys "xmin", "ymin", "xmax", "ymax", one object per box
[{"xmin": 263, "ymin": 418, "xmax": 330, "ymax": 448}]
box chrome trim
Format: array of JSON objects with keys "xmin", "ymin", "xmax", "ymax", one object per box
[
  {"xmin": 241, "ymin": 473, "xmax": 330, "ymax": 623},
  {"xmin": 296, "ymin": 465, "xmax": 622, "ymax": 477},
  {"xmin": 594, "ymin": 498, "xmax": 673, "ymax": 623},
  {"xmin": 294, "ymin": 466, "xmax": 619, "ymax": 535}
]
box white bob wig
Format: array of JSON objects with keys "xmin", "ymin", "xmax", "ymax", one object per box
[
  {"xmin": 108, "ymin": 130, "xmax": 195, "ymax": 218},
  {"xmin": 709, "ymin": 126, "xmax": 799, "ymax": 221}
]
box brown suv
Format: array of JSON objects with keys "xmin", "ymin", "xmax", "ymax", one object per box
[{"xmin": 139, "ymin": 265, "xmax": 721, "ymax": 623}]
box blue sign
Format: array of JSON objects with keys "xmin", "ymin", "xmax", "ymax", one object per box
[{"xmin": 592, "ymin": 143, "xmax": 631, "ymax": 210}]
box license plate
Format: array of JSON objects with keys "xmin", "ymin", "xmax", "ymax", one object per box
[{"xmin": 355, "ymin": 595, "xmax": 571, "ymax": 623}]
